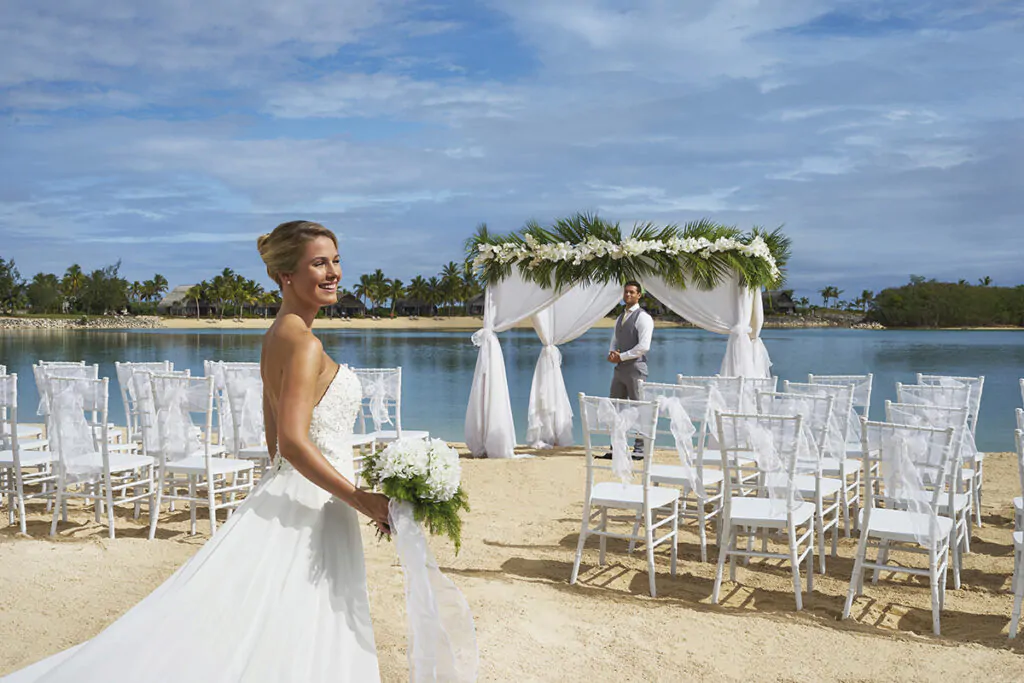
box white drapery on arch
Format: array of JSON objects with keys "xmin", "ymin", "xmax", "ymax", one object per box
[{"xmin": 465, "ymin": 272, "xmax": 771, "ymax": 458}]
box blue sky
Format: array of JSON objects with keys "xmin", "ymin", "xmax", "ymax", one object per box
[{"xmin": 1, "ymin": 0, "xmax": 1022, "ymax": 301}]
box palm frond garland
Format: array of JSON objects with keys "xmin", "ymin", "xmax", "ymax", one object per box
[{"xmin": 466, "ymin": 213, "xmax": 790, "ymax": 291}]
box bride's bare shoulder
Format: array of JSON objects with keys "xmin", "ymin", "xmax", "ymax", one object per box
[{"xmin": 262, "ymin": 315, "xmax": 323, "ymax": 372}]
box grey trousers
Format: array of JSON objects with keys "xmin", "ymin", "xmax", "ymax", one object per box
[{"xmin": 609, "ymin": 364, "xmax": 646, "ymax": 401}]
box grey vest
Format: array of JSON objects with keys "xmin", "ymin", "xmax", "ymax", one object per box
[{"xmin": 614, "ymin": 307, "xmax": 648, "ymax": 377}]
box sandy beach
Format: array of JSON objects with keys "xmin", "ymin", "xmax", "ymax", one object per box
[{"xmin": 2, "ymin": 444, "xmax": 1023, "ymax": 682}]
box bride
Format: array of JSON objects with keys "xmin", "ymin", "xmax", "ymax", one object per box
[{"xmin": 6, "ymin": 221, "xmax": 390, "ymax": 682}]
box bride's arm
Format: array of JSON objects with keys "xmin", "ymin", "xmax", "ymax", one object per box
[{"xmin": 276, "ymin": 335, "xmax": 390, "ymax": 531}]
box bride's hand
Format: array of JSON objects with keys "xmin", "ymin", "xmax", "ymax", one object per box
[{"xmin": 355, "ymin": 490, "xmax": 391, "ymax": 535}]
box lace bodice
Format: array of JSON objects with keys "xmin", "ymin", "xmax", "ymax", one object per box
[{"xmin": 274, "ymin": 365, "xmax": 363, "ymax": 480}]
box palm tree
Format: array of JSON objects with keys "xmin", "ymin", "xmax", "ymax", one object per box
[
  {"xmin": 238, "ymin": 277, "xmax": 263, "ymax": 317},
  {"xmin": 209, "ymin": 268, "xmax": 237, "ymax": 319},
  {"xmin": 860, "ymin": 289, "xmax": 874, "ymax": 313},
  {"xmin": 819, "ymin": 286, "xmax": 842, "ymax": 308},
  {"xmin": 128, "ymin": 281, "xmax": 143, "ymax": 304},
  {"xmin": 427, "ymin": 276, "xmax": 442, "ymax": 317},
  {"xmin": 461, "ymin": 261, "xmax": 482, "ymax": 315},
  {"xmin": 408, "ymin": 275, "xmax": 431, "ymax": 316},
  {"xmin": 257, "ymin": 290, "xmax": 278, "ymax": 318},
  {"xmin": 185, "ymin": 283, "xmax": 205, "ymax": 319},
  {"xmin": 355, "ymin": 273, "xmax": 378, "ymax": 310},
  {"xmin": 386, "ymin": 279, "xmax": 405, "ymax": 318},
  {"xmin": 366, "ymin": 269, "xmax": 389, "ymax": 316},
  {"xmin": 440, "ymin": 261, "xmax": 461, "ymax": 317},
  {"xmin": 978, "ymin": 276, "xmax": 993, "ymax": 286},
  {"xmin": 61, "ymin": 263, "xmax": 85, "ymax": 311},
  {"xmin": 151, "ymin": 273, "xmax": 169, "ymax": 302}
]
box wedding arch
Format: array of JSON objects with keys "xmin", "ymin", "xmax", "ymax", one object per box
[{"xmin": 463, "ymin": 213, "xmax": 791, "ymax": 459}]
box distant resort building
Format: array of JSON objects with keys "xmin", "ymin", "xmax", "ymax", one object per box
[
  {"xmin": 394, "ymin": 298, "xmax": 432, "ymax": 317},
  {"xmin": 763, "ymin": 290, "xmax": 797, "ymax": 315},
  {"xmin": 157, "ymin": 285, "xmax": 212, "ymax": 317},
  {"xmin": 466, "ymin": 293, "xmax": 485, "ymax": 317},
  {"xmin": 327, "ymin": 293, "xmax": 366, "ymax": 318}
]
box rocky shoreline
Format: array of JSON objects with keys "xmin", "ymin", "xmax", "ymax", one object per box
[{"xmin": 0, "ymin": 315, "xmax": 162, "ymax": 330}]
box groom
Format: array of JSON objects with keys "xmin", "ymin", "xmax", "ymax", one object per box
[{"xmin": 605, "ymin": 280, "xmax": 654, "ymax": 459}]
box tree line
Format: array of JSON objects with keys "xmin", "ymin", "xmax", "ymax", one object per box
[
  {"xmin": 0, "ymin": 255, "xmax": 485, "ymax": 319},
  {"xmin": 868, "ymin": 276, "xmax": 1024, "ymax": 328},
  {"xmin": 0, "ymin": 257, "xmax": 167, "ymax": 316}
]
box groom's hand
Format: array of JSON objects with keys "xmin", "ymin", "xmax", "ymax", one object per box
[{"xmin": 607, "ymin": 351, "xmax": 621, "ymax": 364}]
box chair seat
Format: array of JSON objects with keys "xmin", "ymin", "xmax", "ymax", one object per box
[
  {"xmin": 69, "ymin": 452, "xmax": 155, "ymax": 472},
  {"xmin": 729, "ymin": 497, "xmax": 815, "ymax": 527},
  {"xmin": 12, "ymin": 437, "xmax": 49, "ymax": 450},
  {"xmin": 821, "ymin": 456, "xmax": 861, "ymax": 477},
  {"xmin": 793, "ymin": 475, "xmax": 843, "ymax": 498},
  {"xmin": 165, "ymin": 456, "xmax": 255, "ymax": 475},
  {"xmin": 1014, "ymin": 531, "xmax": 1023, "ymax": 548},
  {"xmin": 238, "ymin": 446, "xmax": 271, "ymax": 461},
  {"xmin": 8, "ymin": 424, "xmax": 44, "ymax": 440},
  {"xmin": 370, "ymin": 429, "xmax": 429, "ymax": 442},
  {"xmin": 649, "ymin": 463, "xmax": 724, "ymax": 489},
  {"xmin": 896, "ymin": 491, "xmax": 970, "ymax": 515},
  {"xmin": 591, "ymin": 481, "xmax": 678, "ymax": 511},
  {"xmin": 0, "ymin": 449, "xmax": 57, "ymax": 467},
  {"xmin": 1013, "ymin": 496, "xmax": 1022, "ymax": 513},
  {"xmin": 860, "ymin": 507, "xmax": 954, "ymax": 544},
  {"xmin": 698, "ymin": 449, "xmax": 755, "ymax": 467}
]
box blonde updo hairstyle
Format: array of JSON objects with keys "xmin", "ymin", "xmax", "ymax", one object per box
[{"xmin": 257, "ymin": 220, "xmax": 337, "ymax": 287}]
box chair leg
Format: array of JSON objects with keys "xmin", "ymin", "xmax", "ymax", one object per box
[
  {"xmin": 872, "ymin": 540, "xmax": 890, "ymax": 585},
  {"xmin": 671, "ymin": 499, "xmax": 678, "ymax": 577},
  {"xmin": 105, "ymin": 481, "xmax": 116, "ymax": 540},
  {"xmin": 697, "ymin": 497, "xmax": 708, "ymax": 563},
  {"xmin": 189, "ymin": 476, "xmax": 197, "ymax": 535},
  {"xmin": 1011, "ymin": 546, "xmax": 1024, "ymax": 638},
  {"xmin": 627, "ymin": 511, "xmax": 641, "ymax": 554},
  {"xmin": 15, "ymin": 473, "xmax": 27, "ymax": 535},
  {"xmin": 645, "ymin": 507, "xmax": 657, "ymax": 598},
  {"xmin": 816, "ymin": 507, "xmax": 826, "ymax": 575},
  {"xmin": 840, "ymin": 477, "xmax": 851, "ymax": 538},
  {"xmin": 208, "ymin": 477, "xmax": 218, "ymax": 535},
  {"xmin": 950, "ymin": 521, "xmax": 962, "ymax": 590},
  {"xmin": 149, "ymin": 467, "xmax": 165, "ymax": 541},
  {"xmin": 712, "ymin": 526, "xmax": 732, "ymax": 605},
  {"xmin": 599, "ymin": 508, "xmax": 608, "ymax": 566},
  {"xmin": 929, "ymin": 549, "xmax": 942, "ymax": 636},
  {"xmin": 570, "ymin": 502, "xmax": 590, "ymax": 586},
  {"xmin": 788, "ymin": 523, "xmax": 803, "ymax": 611},
  {"xmin": 50, "ymin": 487, "xmax": 63, "ymax": 537},
  {"xmin": 843, "ymin": 530, "xmax": 870, "ymax": 620}
]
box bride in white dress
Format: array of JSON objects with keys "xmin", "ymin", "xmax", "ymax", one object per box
[{"xmin": 5, "ymin": 221, "xmax": 391, "ymax": 682}]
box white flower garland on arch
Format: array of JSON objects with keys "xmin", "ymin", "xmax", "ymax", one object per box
[{"xmin": 474, "ymin": 234, "xmax": 781, "ymax": 281}]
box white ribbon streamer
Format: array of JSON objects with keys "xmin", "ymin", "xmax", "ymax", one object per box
[
  {"xmin": 746, "ymin": 423, "xmax": 802, "ymax": 515},
  {"xmin": 656, "ymin": 396, "xmax": 700, "ymax": 496},
  {"xmin": 153, "ymin": 379, "xmax": 207, "ymax": 462},
  {"xmin": 355, "ymin": 370, "xmax": 400, "ymax": 431},
  {"xmin": 389, "ymin": 500, "xmax": 478, "ymax": 683},
  {"xmin": 595, "ymin": 398, "xmax": 640, "ymax": 484},
  {"xmin": 879, "ymin": 432, "xmax": 939, "ymax": 547},
  {"xmin": 49, "ymin": 379, "xmax": 103, "ymax": 483}
]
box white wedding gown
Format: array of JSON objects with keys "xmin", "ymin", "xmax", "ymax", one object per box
[{"xmin": 5, "ymin": 365, "xmax": 381, "ymax": 683}]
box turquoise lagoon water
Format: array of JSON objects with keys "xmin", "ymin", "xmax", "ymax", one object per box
[{"xmin": 1, "ymin": 327, "xmax": 1022, "ymax": 452}]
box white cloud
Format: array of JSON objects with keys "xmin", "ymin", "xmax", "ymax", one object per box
[{"xmin": 0, "ymin": 0, "xmax": 1021, "ymax": 296}]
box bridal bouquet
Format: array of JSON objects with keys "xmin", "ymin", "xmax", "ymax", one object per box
[{"xmin": 362, "ymin": 437, "xmax": 471, "ymax": 552}]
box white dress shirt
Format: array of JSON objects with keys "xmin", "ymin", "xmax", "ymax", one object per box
[{"xmin": 609, "ymin": 303, "xmax": 654, "ymax": 362}]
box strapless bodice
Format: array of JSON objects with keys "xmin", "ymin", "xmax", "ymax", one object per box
[{"xmin": 273, "ymin": 365, "xmax": 363, "ymax": 479}]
